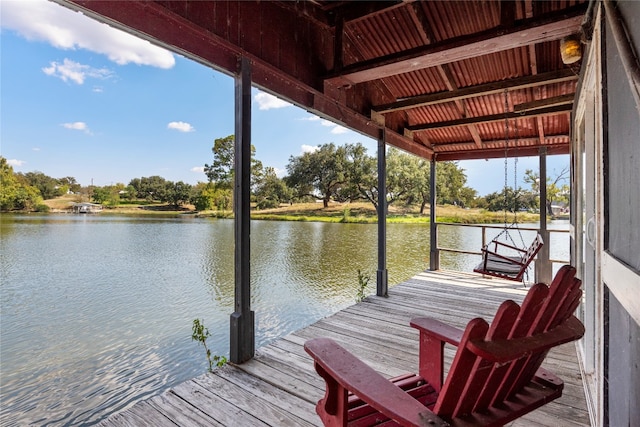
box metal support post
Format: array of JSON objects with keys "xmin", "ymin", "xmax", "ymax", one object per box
[
  {"xmin": 376, "ymin": 128, "xmax": 388, "ymax": 296},
  {"xmin": 429, "ymin": 158, "xmax": 440, "ymax": 270},
  {"xmin": 230, "ymin": 57, "xmax": 255, "ymax": 364},
  {"xmin": 536, "ymin": 147, "xmax": 553, "ymax": 283}
]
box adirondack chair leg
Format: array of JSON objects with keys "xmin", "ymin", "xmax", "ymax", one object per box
[
  {"xmin": 418, "ymin": 333, "xmax": 446, "ymax": 394},
  {"xmin": 313, "ymin": 362, "xmax": 349, "ymax": 426}
]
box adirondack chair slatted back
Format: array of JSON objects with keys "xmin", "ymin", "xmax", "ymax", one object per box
[
  {"xmin": 434, "ymin": 265, "xmax": 581, "ymax": 419},
  {"xmin": 474, "ymin": 284, "xmax": 550, "ymax": 411},
  {"xmin": 504, "ymin": 271, "xmax": 582, "ymax": 399}
]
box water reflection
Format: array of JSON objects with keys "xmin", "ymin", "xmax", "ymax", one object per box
[{"xmin": 0, "ymin": 215, "xmax": 568, "ymax": 426}]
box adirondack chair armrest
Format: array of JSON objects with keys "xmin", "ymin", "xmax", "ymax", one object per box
[
  {"xmin": 304, "ymin": 338, "xmax": 449, "ymax": 427},
  {"xmin": 410, "ymin": 317, "xmax": 463, "ymax": 346},
  {"xmin": 410, "ymin": 317, "xmax": 463, "ymax": 392},
  {"xmin": 467, "ymin": 316, "xmax": 585, "ymax": 363}
]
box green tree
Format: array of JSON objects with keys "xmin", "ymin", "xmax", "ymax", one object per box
[
  {"xmin": 203, "ymin": 135, "xmax": 262, "ymax": 190},
  {"xmin": 435, "ymin": 161, "xmax": 467, "ymax": 206},
  {"xmin": 20, "ymin": 171, "xmax": 61, "ymax": 199},
  {"xmin": 191, "ymin": 182, "xmax": 231, "ymax": 211},
  {"xmin": 405, "ymin": 157, "xmax": 431, "ymax": 214},
  {"xmin": 254, "ymin": 167, "xmax": 292, "ymax": 209},
  {"xmin": 385, "ymin": 148, "xmax": 423, "ymax": 208},
  {"xmin": 395, "ymin": 159, "xmax": 474, "ymax": 209},
  {"xmin": 204, "ymin": 135, "xmax": 235, "ymax": 189},
  {"xmin": 162, "ymin": 181, "xmax": 192, "ymax": 207},
  {"xmin": 458, "ymin": 186, "xmax": 479, "ymax": 208},
  {"xmin": 335, "ymin": 143, "xmax": 376, "ymax": 205},
  {"xmin": 0, "ymin": 158, "xmax": 44, "ymax": 211},
  {"xmin": 285, "ymin": 143, "xmax": 350, "ymax": 208},
  {"xmin": 524, "ymin": 167, "xmax": 569, "ymax": 216},
  {"xmin": 129, "ymin": 176, "xmax": 167, "ymax": 200},
  {"xmin": 58, "ymin": 176, "xmax": 81, "ymax": 194},
  {"xmin": 121, "ymin": 185, "xmax": 137, "ymax": 201},
  {"xmin": 91, "ymin": 186, "xmax": 111, "ymax": 204},
  {"xmin": 484, "ymin": 187, "xmax": 529, "ymax": 212}
]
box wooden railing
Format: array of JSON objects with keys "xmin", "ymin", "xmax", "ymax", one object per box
[{"xmin": 432, "ymin": 222, "xmax": 571, "ymax": 277}]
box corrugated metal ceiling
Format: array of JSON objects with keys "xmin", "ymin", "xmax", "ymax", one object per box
[{"xmin": 59, "ymin": 0, "xmax": 590, "ymax": 160}]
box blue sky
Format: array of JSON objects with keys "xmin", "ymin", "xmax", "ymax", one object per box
[{"xmin": 1, "ymin": 0, "xmax": 567, "ymax": 196}]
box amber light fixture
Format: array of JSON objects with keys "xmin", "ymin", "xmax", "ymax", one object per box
[{"xmin": 561, "ymin": 35, "xmax": 582, "ymax": 64}]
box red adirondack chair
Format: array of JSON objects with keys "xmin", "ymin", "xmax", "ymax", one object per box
[{"xmin": 304, "ymin": 265, "xmax": 584, "ymax": 427}]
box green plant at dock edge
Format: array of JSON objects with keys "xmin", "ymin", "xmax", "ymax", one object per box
[
  {"xmin": 192, "ymin": 319, "xmax": 227, "ymax": 372},
  {"xmin": 355, "ymin": 269, "xmax": 371, "ymax": 302}
]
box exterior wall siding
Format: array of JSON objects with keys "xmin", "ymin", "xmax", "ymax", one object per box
[
  {"xmin": 603, "ymin": 2, "xmax": 640, "ymax": 425},
  {"xmin": 604, "ymin": 2, "xmax": 640, "ymax": 272},
  {"xmin": 606, "ymin": 288, "xmax": 640, "ymax": 426}
]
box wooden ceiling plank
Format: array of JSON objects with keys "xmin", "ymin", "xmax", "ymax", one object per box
[
  {"xmin": 325, "ymin": 3, "xmax": 588, "ymax": 85},
  {"xmin": 374, "ymin": 69, "xmax": 578, "ymax": 113}
]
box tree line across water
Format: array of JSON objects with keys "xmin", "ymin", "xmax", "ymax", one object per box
[{"xmin": 0, "ymin": 135, "xmax": 568, "ymax": 214}]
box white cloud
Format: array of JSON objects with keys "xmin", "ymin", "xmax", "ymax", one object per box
[
  {"xmin": 331, "ymin": 125, "xmax": 348, "ymax": 134},
  {"xmin": 42, "ymin": 58, "xmax": 112, "ymax": 84},
  {"xmin": 7, "ymin": 159, "xmax": 25, "ymax": 167},
  {"xmin": 62, "ymin": 121, "xmax": 92, "ymax": 134},
  {"xmin": 301, "ymin": 144, "xmax": 319, "ymax": 154},
  {"xmin": 32, "ymin": 147, "xmax": 41, "ymax": 151},
  {"xmin": 167, "ymin": 121, "xmax": 195, "ymax": 132},
  {"xmin": 1, "ymin": 0, "xmax": 175, "ymax": 68},
  {"xmin": 191, "ymin": 166, "xmax": 205, "ymax": 173},
  {"xmin": 254, "ymin": 92, "xmax": 291, "ymax": 110},
  {"xmin": 301, "ymin": 114, "xmax": 348, "ymax": 135}
]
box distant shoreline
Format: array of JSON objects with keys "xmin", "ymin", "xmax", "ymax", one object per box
[{"xmin": 33, "ymin": 196, "xmax": 544, "ymax": 224}]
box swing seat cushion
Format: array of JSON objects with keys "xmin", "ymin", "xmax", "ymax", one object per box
[
  {"xmin": 477, "ymin": 253, "xmax": 523, "ymax": 275},
  {"xmin": 474, "ymin": 234, "xmax": 543, "ymax": 281}
]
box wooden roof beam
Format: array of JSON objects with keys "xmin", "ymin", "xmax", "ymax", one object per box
[
  {"xmin": 435, "ymin": 144, "xmax": 570, "ymax": 161},
  {"xmin": 325, "ymin": 3, "xmax": 588, "ymax": 86},
  {"xmin": 513, "ymin": 94, "xmax": 575, "ymax": 112},
  {"xmin": 406, "ymin": 104, "xmax": 572, "ymax": 132},
  {"xmin": 373, "ymin": 69, "xmax": 578, "ymax": 113},
  {"xmin": 432, "ymin": 135, "xmax": 569, "ymax": 151}
]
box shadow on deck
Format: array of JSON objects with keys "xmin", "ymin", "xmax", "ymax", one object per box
[{"xmin": 99, "ymin": 270, "xmax": 590, "ymax": 427}]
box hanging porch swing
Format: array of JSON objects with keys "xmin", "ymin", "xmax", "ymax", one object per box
[{"xmin": 473, "ymin": 90, "xmax": 543, "ymax": 283}]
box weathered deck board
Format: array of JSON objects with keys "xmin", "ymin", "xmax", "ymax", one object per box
[{"xmin": 98, "ymin": 270, "xmax": 590, "ymax": 427}]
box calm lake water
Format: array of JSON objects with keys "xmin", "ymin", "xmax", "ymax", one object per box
[{"xmin": 0, "ymin": 214, "xmax": 569, "ymax": 426}]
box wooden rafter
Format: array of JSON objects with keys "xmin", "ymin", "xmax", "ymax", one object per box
[
  {"xmin": 514, "ymin": 94, "xmax": 575, "ymax": 112},
  {"xmin": 325, "ymin": 3, "xmax": 587, "ymax": 85},
  {"xmin": 434, "ymin": 143, "xmax": 570, "ymax": 161},
  {"xmin": 406, "ymin": 104, "xmax": 572, "ymax": 132},
  {"xmin": 373, "ymin": 69, "xmax": 578, "ymax": 113}
]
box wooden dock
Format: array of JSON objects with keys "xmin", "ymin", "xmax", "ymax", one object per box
[{"xmin": 99, "ymin": 270, "xmax": 590, "ymax": 427}]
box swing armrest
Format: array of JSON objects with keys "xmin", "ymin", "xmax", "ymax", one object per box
[
  {"xmin": 481, "ymin": 247, "xmax": 527, "ymax": 267},
  {"xmin": 488, "ymin": 240, "xmax": 529, "ymax": 254}
]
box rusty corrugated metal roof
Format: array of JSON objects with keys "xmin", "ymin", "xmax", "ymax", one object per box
[{"xmin": 58, "ymin": 0, "xmax": 589, "ymax": 160}]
